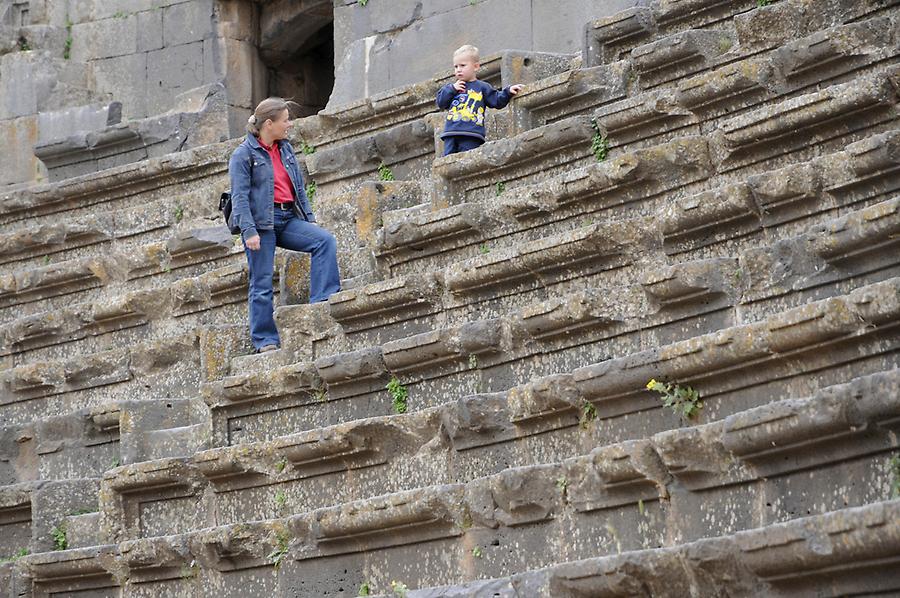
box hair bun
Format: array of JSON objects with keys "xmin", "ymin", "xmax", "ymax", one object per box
[{"xmin": 248, "ymin": 114, "xmax": 257, "ymax": 125}]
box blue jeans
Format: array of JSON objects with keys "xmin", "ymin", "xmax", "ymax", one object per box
[
  {"xmin": 245, "ymin": 206, "xmax": 341, "ymax": 349},
  {"xmin": 442, "ymin": 136, "xmax": 484, "ymax": 156}
]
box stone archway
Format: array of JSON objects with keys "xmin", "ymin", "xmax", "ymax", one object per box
[{"xmin": 257, "ymin": 0, "xmax": 334, "ymax": 118}]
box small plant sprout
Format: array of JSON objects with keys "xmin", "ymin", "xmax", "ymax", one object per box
[
  {"xmin": 173, "ymin": 204, "xmax": 184, "ymax": 223},
  {"xmin": 580, "ymin": 400, "xmax": 597, "ymax": 429},
  {"xmin": 556, "ymin": 476, "xmax": 568, "ymax": 493},
  {"xmin": 468, "ymin": 354, "xmax": 478, "ymax": 369},
  {"xmin": 64, "ymin": 17, "xmax": 73, "ymax": 60},
  {"xmin": 378, "ymin": 163, "xmax": 395, "ymax": 181},
  {"xmin": 472, "ymin": 546, "xmax": 483, "ymax": 558},
  {"xmin": 495, "ymin": 181, "xmax": 506, "ymax": 196},
  {"xmin": 275, "ymin": 458, "xmax": 287, "ymax": 473},
  {"xmin": 646, "ymin": 379, "xmax": 703, "ymax": 419},
  {"xmin": 51, "ymin": 523, "xmax": 67, "ymax": 551},
  {"xmin": 0, "ymin": 548, "xmax": 28, "ymax": 563},
  {"xmin": 890, "ymin": 454, "xmax": 900, "ymax": 499},
  {"xmin": 590, "ymin": 119, "xmax": 609, "ymax": 162},
  {"xmin": 358, "ymin": 582, "xmax": 371, "ymax": 596},
  {"xmin": 638, "ymin": 499, "xmax": 645, "ymax": 516},
  {"xmin": 391, "ymin": 581, "xmax": 409, "ymax": 597},
  {"xmin": 274, "ymin": 490, "xmax": 288, "ymax": 510},
  {"xmin": 479, "ymin": 244, "xmax": 490, "ymax": 255},
  {"xmin": 359, "ymin": 0, "xmax": 369, "ymax": 5},
  {"xmin": 314, "ymin": 388, "xmax": 328, "ymax": 402},
  {"xmin": 387, "ymin": 376, "xmax": 408, "ymax": 413},
  {"xmin": 757, "ymin": 0, "xmax": 772, "ymax": 6},
  {"xmin": 305, "ymin": 180, "xmax": 317, "ymax": 204},
  {"xmin": 267, "ymin": 531, "xmax": 290, "ymax": 569},
  {"xmin": 299, "ymin": 140, "xmax": 315, "ymax": 154}
]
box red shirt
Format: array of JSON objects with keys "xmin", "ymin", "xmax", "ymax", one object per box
[{"xmin": 258, "ymin": 138, "xmax": 296, "ymax": 204}]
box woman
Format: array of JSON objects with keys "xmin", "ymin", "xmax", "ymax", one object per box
[{"xmin": 228, "ymin": 97, "xmax": 341, "ymax": 353}]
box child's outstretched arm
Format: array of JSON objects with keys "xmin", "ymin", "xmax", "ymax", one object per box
[
  {"xmin": 484, "ymin": 84, "xmax": 524, "ymax": 109},
  {"xmin": 436, "ymin": 83, "xmax": 458, "ymax": 109}
]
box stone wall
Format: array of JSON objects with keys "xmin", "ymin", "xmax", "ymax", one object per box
[
  {"xmin": 0, "ymin": 0, "xmax": 288, "ymax": 187},
  {"xmin": 329, "ymin": 0, "xmax": 636, "ymax": 105}
]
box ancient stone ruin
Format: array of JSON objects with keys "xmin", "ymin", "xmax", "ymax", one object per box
[{"xmin": 1, "ymin": 0, "xmax": 899, "ymax": 596}]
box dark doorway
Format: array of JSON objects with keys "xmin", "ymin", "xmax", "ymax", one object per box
[{"xmin": 257, "ymin": 0, "xmax": 334, "ymax": 117}]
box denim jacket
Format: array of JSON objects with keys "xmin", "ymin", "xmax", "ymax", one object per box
[{"xmin": 228, "ymin": 134, "xmax": 316, "ymax": 241}]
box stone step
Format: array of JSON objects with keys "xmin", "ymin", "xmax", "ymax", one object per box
[
  {"xmin": 0, "ymin": 138, "xmax": 232, "ymax": 229},
  {"xmin": 0, "ymin": 397, "xmax": 210, "ymax": 487},
  {"xmin": 360, "ymin": 203, "xmax": 897, "ymax": 363},
  {"xmin": 0, "ymin": 265, "xmax": 249, "ymax": 367},
  {"xmin": 0, "ymin": 185, "xmax": 227, "ymax": 273},
  {"xmin": 582, "ymin": 0, "xmax": 890, "ymax": 68},
  {"xmin": 0, "ymin": 330, "xmax": 206, "ymax": 431},
  {"xmin": 97, "ymin": 367, "xmax": 899, "ymax": 545},
  {"xmin": 13, "ymin": 430, "xmax": 896, "ymax": 594},
  {"xmin": 363, "ymin": 501, "xmax": 900, "ymax": 597},
  {"xmin": 420, "ymin": 60, "xmax": 897, "ymax": 229},
  {"xmin": 375, "ymin": 128, "xmax": 899, "ymax": 281},
  {"xmin": 9, "ymin": 500, "xmax": 898, "ymax": 596},
  {"xmin": 203, "ymin": 275, "xmax": 899, "ymax": 448},
  {"xmin": 502, "ymin": 10, "xmax": 898, "ymax": 162},
  {"xmin": 0, "ymin": 479, "xmax": 100, "ymax": 559}
]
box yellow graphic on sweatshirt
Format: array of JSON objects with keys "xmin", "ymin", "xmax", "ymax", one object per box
[{"xmin": 447, "ymin": 89, "xmax": 485, "ymax": 126}]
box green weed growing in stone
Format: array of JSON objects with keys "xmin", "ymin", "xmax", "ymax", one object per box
[
  {"xmin": 174, "ymin": 204, "xmax": 184, "ymax": 224},
  {"xmin": 112, "ymin": 11, "xmax": 127, "ymax": 18},
  {"xmin": 890, "ymin": 454, "xmax": 900, "ymax": 499},
  {"xmin": 17, "ymin": 37, "xmax": 31, "ymax": 51},
  {"xmin": 314, "ymin": 388, "xmax": 328, "ymax": 403},
  {"xmin": 42, "ymin": 255, "xmax": 50, "ymax": 265},
  {"xmin": 267, "ymin": 532, "xmax": 290, "ymax": 569},
  {"xmin": 110, "ymin": 457, "xmax": 120, "ymax": 468},
  {"xmin": 378, "ymin": 163, "xmax": 395, "ymax": 181},
  {"xmin": 472, "ymin": 546, "xmax": 483, "ymax": 558},
  {"xmin": 275, "ymin": 458, "xmax": 287, "ymax": 473},
  {"xmin": 64, "ymin": 17, "xmax": 73, "ymax": 60},
  {"xmin": 358, "ymin": 0, "xmax": 369, "ymax": 6},
  {"xmin": 469, "ymin": 0, "xmax": 478, "ymax": 5},
  {"xmin": 590, "ymin": 119, "xmax": 609, "ymax": 162},
  {"xmin": 305, "ymin": 180, "xmax": 317, "ymax": 208},
  {"xmin": 647, "ymin": 379, "xmax": 703, "ymax": 419},
  {"xmin": 0, "ymin": 548, "xmax": 28, "ymax": 563},
  {"xmin": 387, "ymin": 376, "xmax": 408, "ymax": 413},
  {"xmin": 579, "ymin": 400, "xmax": 598, "ymax": 429},
  {"xmin": 299, "ymin": 140, "xmax": 316, "ymax": 154},
  {"xmin": 180, "ymin": 562, "xmax": 199, "ymax": 579},
  {"xmin": 556, "ymin": 476, "xmax": 568, "ymax": 493},
  {"xmin": 358, "ymin": 582, "xmax": 371, "ymax": 596},
  {"xmin": 51, "ymin": 523, "xmax": 67, "ymax": 551},
  {"xmin": 468, "ymin": 354, "xmax": 478, "ymax": 369},
  {"xmin": 494, "ymin": 181, "xmax": 506, "ymax": 196},
  {"xmin": 274, "ymin": 490, "xmax": 288, "ymax": 510},
  {"xmin": 757, "ymin": 0, "xmax": 772, "ymax": 6},
  {"xmin": 479, "ymin": 244, "xmax": 490, "ymax": 255},
  {"xmin": 390, "ymin": 581, "xmax": 409, "ymax": 597}
]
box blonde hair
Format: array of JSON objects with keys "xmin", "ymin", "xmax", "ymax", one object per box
[
  {"xmin": 246, "ymin": 97, "xmax": 300, "ymax": 135},
  {"xmin": 453, "ymin": 44, "xmax": 480, "ymax": 62}
]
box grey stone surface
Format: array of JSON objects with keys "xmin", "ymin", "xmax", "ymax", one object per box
[{"xmin": 0, "ymin": 0, "xmax": 898, "ymax": 596}]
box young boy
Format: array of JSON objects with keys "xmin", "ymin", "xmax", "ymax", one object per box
[{"xmin": 436, "ymin": 45, "xmax": 524, "ymax": 156}]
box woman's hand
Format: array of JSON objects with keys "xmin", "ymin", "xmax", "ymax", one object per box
[{"xmin": 244, "ymin": 235, "xmax": 261, "ymax": 251}]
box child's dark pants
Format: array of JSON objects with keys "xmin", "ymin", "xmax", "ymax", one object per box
[{"xmin": 442, "ymin": 136, "xmax": 484, "ymax": 156}]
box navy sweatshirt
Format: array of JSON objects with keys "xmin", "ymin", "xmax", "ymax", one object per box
[{"xmin": 435, "ymin": 79, "xmax": 513, "ymax": 141}]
